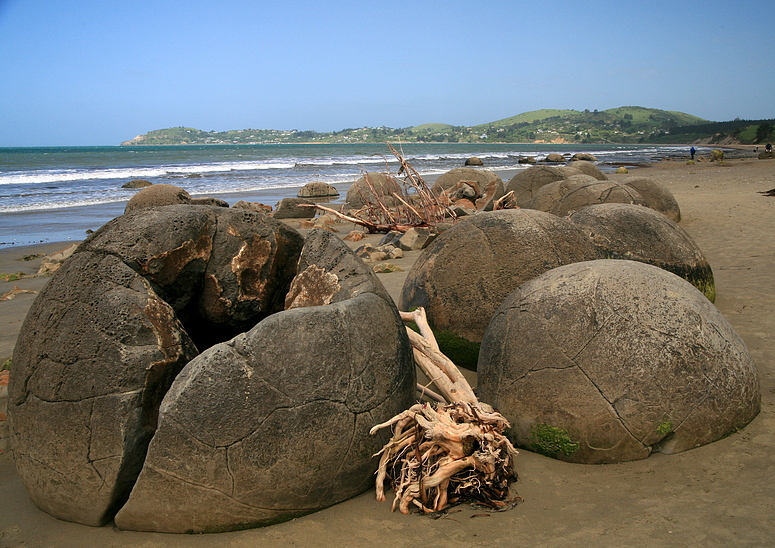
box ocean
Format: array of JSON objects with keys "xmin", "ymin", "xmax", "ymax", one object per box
[{"xmin": 0, "ymin": 142, "xmax": 703, "ymax": 248}]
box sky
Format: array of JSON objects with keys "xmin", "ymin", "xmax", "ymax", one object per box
[{"xmin": 0, "ymin": 0, "xmax": 773, "ymax": 146}]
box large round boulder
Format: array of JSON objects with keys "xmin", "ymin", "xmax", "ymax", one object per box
[
  {"xmin": 566, "ymin": 160, "xmax": 607, "ymax": 181},
  {"xmin": 9, "ymin": 207, "xmax": 414, "ymax": 531},
  {"xmin": 399, "ymin": 209, "xmax": 599, "ymax": 368},
  {"xmin": 125, "ymin": 183, "xmax": 192, "ymax": 213},
  {"xmin": 114, "ymin": 230, "xmax": 414, "ymax": 533},
  {"xmin": 620, "ymin": 176, "xmax": 681, "ymax": 222},
  {"xmin": 273, "ymin": 197, "xmax": 316, "ymax": 219},
  {"xmin": 345, "ymin": 172, "xmax": 403, "ymax": 208},
  {"xmin": 567, "ymin": 203, "xmax": 714, "ymax": 300},
  {"xmin": 504, "ymin": 165, "xmax": 579, "ymax": 207},
  {"xmin": 477, "ymin": 260, "xmax": 760, "ymax": 464},
  {"xmin": 530, "ymin": 178, "xmax": 645, "ymax": 217}
]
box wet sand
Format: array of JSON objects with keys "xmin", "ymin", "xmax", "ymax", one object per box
[{"xmin": 1, "ymin": 155, "xmax": 774, "ymax": 546}]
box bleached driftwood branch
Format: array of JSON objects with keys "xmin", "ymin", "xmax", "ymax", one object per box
[{"xmin": 371, "ymin": 307, "xmax": 519, "ymax": 514}]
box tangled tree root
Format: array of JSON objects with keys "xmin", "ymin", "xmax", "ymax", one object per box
[{"xmin": 370, "ymin": 308, "xmax": 519, "ymax": 514}]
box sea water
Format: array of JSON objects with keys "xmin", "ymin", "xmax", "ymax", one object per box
[{"xmin": 0, "ymin": 142, "xmax": 699, "ymax": 248}]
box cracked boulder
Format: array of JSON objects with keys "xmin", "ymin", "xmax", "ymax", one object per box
[
  {"xmin": 504, "ymin": 165, "xmax": 584, "ymax": 207},
  {"xmin": 567, "ymin": 203, "xmax": 714, "ymax": 301},
  {"xmin": 530, "ymin": 176, "xmax": 646, "ymax": 217},
  {"xmin": 477, "ymin": 259, "xmax": 760, "ymax": 464},
  {"xmin": 399, "ymin": 209, "xmax": 599, "ymax": 368},
  {"xmin": 114, "ymin": 229, "xmax": 414, "ymax": 533},
  {"xmin": 9, "ymin": 205, "xmax": 305, "ymax": 526}
]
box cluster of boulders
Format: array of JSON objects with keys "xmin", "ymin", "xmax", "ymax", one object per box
[{"xmin": 8, "ymin": 158, "xmax": 761, "ymax": 533}]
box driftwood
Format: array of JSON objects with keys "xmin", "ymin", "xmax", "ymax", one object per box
[
  {"xmin": 370, "ymin": 307, "xmax": 519, "ymax": 514},
  {"xmin": 301, "ymin": 144, "xmax": 453, "ymax": 233}
]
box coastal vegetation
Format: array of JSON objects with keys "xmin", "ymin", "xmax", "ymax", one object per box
[{"xmin": 120, "ymin": 106, "xmax": 775, "ymax": 146}]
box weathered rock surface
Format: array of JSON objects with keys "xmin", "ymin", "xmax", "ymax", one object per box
[
  {"xmin": 620, "ymin": 176, "xmax": 681, "ymax": 222},
  {"xmin": 530, "ymin": 178, "xmax": 645, "ymax": 217},
  {"xmin": 297, "ymin": 181, "xmax": 340, "ymax": 198},
  {"xmin": 124, "ymin": 183, "xmax": 192, "ymax": 213},
  {"xmin": 345, "ymin": 172, "xmax": 403, "ymax": 208},
  {"xmin": 504, "ymin": 165, "xmax": 580, "ymax": 207},
  {"xmin": 9, "ymin": 205, "xmax": 305, "ymax": 526},
  {"xmin": 566, "ymin": 160, "xmax": 607, "ymax": 181},
  {"xmin": 568, "ymin": 203, "xmax": 712, "ymax": 299},
  {"xmin": 122, "ymin": 179, "xmax": 153, "ymax": 189},
  {"xmin": 477, "ymin": 260, "xmax": 760, "ymax": 464},
  {"xmin": 114, "ymin": 230, "xmax": 414, "ymax": 533},
  {"xmin": 430, "ymin": 168, "xmax": 504, "ymax": 199},
  {"xmin": 399, "ymin": 209, "xmax": 600, "ymax": 348},
  {"xmin": 273, "ymin": 197, "xmax": 316, "ymax": 219}
]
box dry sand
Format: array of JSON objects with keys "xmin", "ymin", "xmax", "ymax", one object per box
[{"xmin": 1, "ymin": 156, "xmax": 774, "ymax": 547}]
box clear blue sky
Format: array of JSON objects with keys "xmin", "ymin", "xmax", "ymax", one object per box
[{"xmin": 1, "ymin": 0, "xmax": 773, "ymax": 146}]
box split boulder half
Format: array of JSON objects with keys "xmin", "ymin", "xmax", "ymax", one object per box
[
  {"xmin": 9, "ymin": 205, "xmax": 415, "ymax": 532},
  {"xmin": 477, "ymin": 260, "xmax": 760, "ymax": 464},
  {"xmin": 399, "ymin": 209, "xmax": 599, "ymax": 369}
]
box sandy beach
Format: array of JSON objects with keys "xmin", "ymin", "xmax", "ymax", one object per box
[{"xmin": 2, "ymin": 154, "xmax": 775, "ymax": 547}]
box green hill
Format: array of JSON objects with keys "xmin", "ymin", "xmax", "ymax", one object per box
[{"xmin": 122, "ymin": 107, "xmax": 771, "ymax": 146}]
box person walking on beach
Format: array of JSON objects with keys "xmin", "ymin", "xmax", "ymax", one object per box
[
  {"xmin": 690, "ymin": 146, "xmax": 696, "ymax": 160},
  {"xmin": 766, "ymin": 143, "xmax": 773, "ymax": 153}
]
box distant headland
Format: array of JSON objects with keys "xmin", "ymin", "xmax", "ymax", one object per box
[{"xmin": 121, "ymin": 106, "xmax": 775, "ymax": 147}]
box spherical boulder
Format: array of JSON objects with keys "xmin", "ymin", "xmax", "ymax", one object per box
[
  {"xmin": 477, "ymin": 260, "xmax": 760, "ymax": 464},
  {"xmin": 464, "ymin": 156, "xmax": 484, "ymax": 166},
  {"xmin": 567, "ymin": 203, "xmax": 714, "ymax": 300},
  {"xmin": 399, "ymin": 209, "xmax": 599, "ymax": 367},
  {"xmin": 124, "ymin": 183, "xmax": 191, "ymax": 213},
  {"xmin": 565, "ymin": 160, "xmax": 607, "ymax": 181},
  {"xmin": 297, "ymin": 181, "xmax": 339, "ymax": 198},
  {"xmin": 114, "ymin": 230, "xmax": 414, "ymax": 533},
  {"xmin": 543, "ymin": 153, "xmax": 565, "ymax": 163},
  {"xmin": 345, "ymin": 172, "xmax": 402, "ymax": 208},
  {"xmin": 620, "ymin": 176, "xmax": 681, "ymax": 222},
  {"xmin": 530, "ymin": 178, "xmax": 645, "ymax": 217},
  {"xmin": 505, "ymin": 165, "xmax": 579, "ymax": 207}
]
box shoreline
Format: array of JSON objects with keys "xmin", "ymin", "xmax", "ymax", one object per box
[{"xmin": 1, "ymin": 156, "xmax": 775, "ymax": 545}]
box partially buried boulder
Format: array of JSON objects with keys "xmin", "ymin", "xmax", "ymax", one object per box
[
  {"xmin": 399, "ymin": 209, "xmax": 599, "ymax": 369},
  {"xmin": 114, "ymin": 230, "xmax": 414, "ymax": 533},
  {"xmin": 125, "ymin": 183, "xmax": 191, "ymax": 213},
  {"xmin": 297, "ymin": 181, "xmax": 339, "ymax": 198},
  {"xmin": 477, "ymin": 260, "xmax": 760, "ymax": 464},
  {"xmin": 122, "ymin": 179, "xmax": 153, "ymax": 189},
  {"xmin": 567, "ymin": 203, "xmax": 714, "ymax": 301}
]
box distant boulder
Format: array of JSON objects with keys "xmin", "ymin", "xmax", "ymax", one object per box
[
  {"xmin": 570, "ymin": 153, "xmax": 598, "ymax": 162},
  {"xmin": 464, "ymin": 157, "xmax": 484, "ymax": 166},
  {"xmin": 298, "ymin": 181, "xmax": 340, "ymax": 198},
  {"xmin": 124, "ymin": 183, "xmax": 191, "ymax": 213},
  {"xmin": 345, "ymin": 172, "xmax": 403, "ymax": 208},
  {"xmin": 543, "ymin": 153, "xmax": 565, "ymax": 163},
  {"xmin": 122, "ymin": 179, "xmax": 153, "ymax": 189},
  {"xmin": 518, "ymin": 156, "xmax": 537, "ymax": 164}
]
